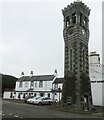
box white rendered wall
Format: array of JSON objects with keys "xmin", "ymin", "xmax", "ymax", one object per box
[
  {"xmin": 15, "ymin": 76, "xmax": 56, "ymax": 92},
  {"xmin": 89, "ymin": 53, "xmax": 104, "ymax": 106},
  {"xmin": 91, "ymin": 83, "xmax": 103, "ymax": 106},
  {"xmin": 15, "ymin": 81, "xmax": 31, "ymax": 91},
  {"xmin": 89, "ymin": 55, "xmax": 100, "ymax": 64},
  {"xmin": 3, "ymin": 92, "xmax": 11, "ymax": 99},
  {"xmin": 3, "ymin": 91, "xmax": 53, "ymax": 100},
  {"xmin": 33, "ymin": 81, "xmax": 53, "ymax": 91}
]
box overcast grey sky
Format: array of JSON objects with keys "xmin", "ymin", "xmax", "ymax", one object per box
[{"xmin": 0, "ymin": 0, "xmax": 102, "ymax": 78}]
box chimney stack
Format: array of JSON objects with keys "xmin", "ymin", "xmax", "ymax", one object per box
[
  {"xmin": 30, "ymin": 71, "xmax": 33, "ymax": 77},
  {"xmin": 54, "ymin": 69, "xmax": 58, "ymax": 77},
  {"xmin": 21, "ymin": 72, "xmax": 24, "ymax": 77}
]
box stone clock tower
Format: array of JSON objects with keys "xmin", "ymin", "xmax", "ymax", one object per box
[{"xmin": 62, "ymin": 1, "xmax": 92, "ymax": 110}]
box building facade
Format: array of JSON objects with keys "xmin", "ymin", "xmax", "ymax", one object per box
[
  {"xmin": 52, "ymin": 78, "xmax": 64, "ymax": 102},
  {"xmin": 3, "ymin": 74, "xmax": 56, "ymax": 100},
  {"xmin": 89, "ymin": 52, "xmax": 104, "ymax": 106},
  {"xmin": 61, "ymin": 1, "xmax": 92, "ymax": 110}
]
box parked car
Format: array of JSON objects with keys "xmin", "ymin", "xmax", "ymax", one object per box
[
  {"xmin": 27, "ymin": 96, "xmax": 41, "ymax": 104},
  {"xmin": 32, "ymin": 97, "xmax": 53, "ymax": 105}
]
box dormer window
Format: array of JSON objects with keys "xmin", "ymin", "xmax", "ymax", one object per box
[{"xmin": 19, "ymin": 81, "xmax": 23, "ymax": 87}]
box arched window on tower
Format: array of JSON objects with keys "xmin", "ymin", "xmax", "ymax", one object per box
[
  {"xmin": 82, "ymin": 49, "xmax": 85, "ymax": 71},
  {"xmin": 66, "ymin": 16, "xmax": 70, "ymax": 27},
  {"xmin": 80, "ymin": 13, "xmax": 83, "ymax": 25},
  {"xmin": 72, "ymin": 12, "xmax": 76, "ymax": 24},
  {"xmin": 70, "ymin": 49, "xmax": 73, "ymax": 70},
  {"xmin": 84, "ymin": 16, "xmax": 87, "ymax": 26}
]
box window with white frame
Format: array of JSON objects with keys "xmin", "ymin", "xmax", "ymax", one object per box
[
  {"xmin": 39, "ymin": 81, "xmax": 43, "ymax": 87},
  {"xmin": 19, "ymin": 81, "xmax": 23, "ymax": 87},
  {"xmin": 54, "ymin": 84, "xmax": 58, "ymax": 89},
  {"xmin": 31, "ymin": 81, "xmax": 34, "ymax": 87},
  {"xmin": 35, "ymin": 82, "xmax": 37, "ymax": 87},
  {"xmin": 25, "ymin": 81, "xmax": 28, "ymax": 87}
]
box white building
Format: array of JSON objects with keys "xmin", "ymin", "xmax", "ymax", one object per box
[
  {"xmin": 3, "ymin": 73, "xmax": 56, "ymax": 100},
  {"xmin": 52, "ymin": 78, "xmax": 64, "ymax": 102},
  {"xmin": 89, "ymin": 51, "xmax": 104, "ymax": 106}
]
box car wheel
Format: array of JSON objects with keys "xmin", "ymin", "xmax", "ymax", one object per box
[
  {"xmin": 49, "ymin": 102, "xmax": 53, "ymax": 105},
  {"xmin": 38, "ymin": 102, "xmax": 42, "ymax": 105}
]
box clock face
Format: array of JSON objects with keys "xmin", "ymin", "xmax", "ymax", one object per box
[{"xmin": 68, "ymin": 28, "xmax": 74, "ymax": 35}]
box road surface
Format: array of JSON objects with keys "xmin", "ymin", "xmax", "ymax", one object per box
[{"xmin": 1, "ymin": 100, "xmax": 103, "ymax": 119}]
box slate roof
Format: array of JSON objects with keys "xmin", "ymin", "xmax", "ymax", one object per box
[
  {"xmin": 17, "ymin": 75, "xmax": 55, "ymax": 82},
  {"xmin": 53, "ymin": 78, "xmax": 65, "ymax": 84}
]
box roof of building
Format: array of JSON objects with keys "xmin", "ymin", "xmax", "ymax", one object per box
[
  {"xmin": 17, "ymin": 75, "xmax": 55, "ymax": 82},
  {"xmin": 89, "ymin": 54, "xmax": 100, "ymax": 57},
  {"xmin": 53, "ymin": 78, "xmax": 65, "ymax": 84},
  {"xmin": 89, "ymin": 51, "xmax": 100, "ymax": 57}
]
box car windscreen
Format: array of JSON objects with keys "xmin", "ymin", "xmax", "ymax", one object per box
[{"xmin": 35, "ymin": 97, "xmax": 41, "ymax": 99}]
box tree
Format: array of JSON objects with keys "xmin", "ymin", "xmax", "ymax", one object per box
[{"xmin": 2, "ymin": 74, "xmax": 18, "ymax": 96}]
